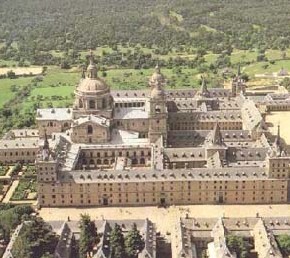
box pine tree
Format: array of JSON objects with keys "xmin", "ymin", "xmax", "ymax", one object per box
[
  {"xmin": 125, "ymin": 223, "xmax": 145, "ymax": 258},
  {"xmin": 109, "ymin": 223, "xmax": 125, "ymax": 258},
  {"xmin": 12, "ymin": 217, "xmax": 58, "ymax": 258},
  {"xmin": 79, "ymin": 214, "xmax": 98, "ymax": 258}
]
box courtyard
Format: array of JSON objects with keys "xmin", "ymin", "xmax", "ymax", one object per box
[{"xmin": 39, "ymin": 204, "xmax": 290, "ymax": 236}]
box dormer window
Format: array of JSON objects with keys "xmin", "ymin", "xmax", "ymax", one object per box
[{"xmin": 155, "ymin": 105, "xmax": 161, "ymax": 113}]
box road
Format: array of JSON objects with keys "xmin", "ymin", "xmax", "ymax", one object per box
[{"xmin": 2, "ymin": 180, "xmax": 19, "ymax": 203}]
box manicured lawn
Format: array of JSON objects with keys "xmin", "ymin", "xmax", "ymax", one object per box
[
  {"xmin": 0, "ymin": 166, "xmax": 9, "ymax": 176},
  {"xmin": 11, "ymin": 179, "xmax": 37, "ymax": 200},
  {"xmin": 23, "ymin": 165, "xmax": 37, "ymax": 178}
]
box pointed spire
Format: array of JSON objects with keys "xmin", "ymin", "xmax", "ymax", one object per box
[
  {"xmin": 237, "ymin": 64, "xmax": 241, "ymax": 77},
  {"xmin": 89, "ymin": 49, "xmax": 94, "ymax": 64},
  {"xmin": 155, "ymin": 63, "xmax": 161, "ymax": 74},
  {"xmin": 200, "ymin": 76, "xmax": 209, "ymax": 97},
  {"xmin": 87, "ymin": 50, "xmax": 97, "ymax": 79},
  {"xmin": 43, "ymin": 129, "xmax": 49, "ymax": 150},
  {"xmin": 211, "ymin": 122, "xmax": 223, "ymax": 145},
  {"xmin": 274, "ymin": 124, "xmax": 283, "ymax": 156},
  {"xmin": 274, "ymin": 124, "xmax": 281, "ymax": 147},
  {"xmin": 81, "ymin": 65, "xmax": 86, "ymax": 79}
]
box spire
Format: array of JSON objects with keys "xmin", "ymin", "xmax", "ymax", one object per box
[
  {"xmin": 155, "ymin": 63, "xmax": 161, "ymax": 74},
  {"xmin": 211, "ymin": 122, "xmax": 223, "ymax": 145},
  {"xmin": 274, "ymin": 124, "xmax": 281, "ymax": 145},
  {"xmin": 43, "ymin": 129, "xmax": 49, "ymax": 150},
  {"xmin": 273, "ymin": 124, "xmax": 283, "ymax": 156},
  {"xmin": 200, "ymin": 76, "xmax": 209, "ymax": 97},
  {"xmin": 237, "ymin": 64, "xmax": 241, "ymax": 77},
  {"xmin": 81, "ymin": 65, "xmax": 86, "ymax": 79},
  {"xmin": 87, "ymin": 50, "xmax": 97, "ymax": 79},
  {"xmin": 42, "ymin": 129, "xmax": 50, "ymax": 161}
]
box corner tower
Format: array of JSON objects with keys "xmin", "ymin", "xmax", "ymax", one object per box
[
  {"xmin": 149, "ymin": 65, "xmax": 168, "ymax": 143},
  {"xmin": 73, "ymin": 51, "xmax": 113, "ymax": 119}
]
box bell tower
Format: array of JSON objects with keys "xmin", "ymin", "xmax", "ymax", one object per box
[{"xmin": 148, "ymin": 65, "xmax": 167, "ymax": 143}]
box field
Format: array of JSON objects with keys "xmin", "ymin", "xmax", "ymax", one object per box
[
  {"xmin": 0, "ymin": 67, "xmax": 42, "ymax": 76},
  {"xmin": 1, "ymin": 48, "xmax": 290, "ymax": 112},
  {"xmin": 0, "ymin": 77, "xmax": 33, "ymax": 108}
]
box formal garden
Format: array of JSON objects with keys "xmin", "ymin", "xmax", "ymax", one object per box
[
  {"xmin": 0, "ymin": 165, "xmax": 9, "ymax": 177},
  {"xmin": 10, "ymin": 179, "xmax": 37, "ymax": 201}
]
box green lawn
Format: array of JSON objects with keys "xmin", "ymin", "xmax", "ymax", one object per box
[
  {"xmin": 244, "ymin": 60, "xmax": 290, "ymax": 76},
  {"xmin": 105, "ymin": 67, "xmax": 200, "ymax": 90},
  {"xmin": 230, "ymin": 50, "xmax": 257, "ymax": 64},
  {"xmin": 0, "ymin": 77, "xmax": 33, "ymax": 108},
  {"xmin": 2, "ymin": 47, "xmax": 290, "ymax": 113},
  {"xmin": 0, "ymin": 166, "xmax": 9, "ymax": 176},
  {"xmin": 11, "ymin": 179, "xmax": 37, "ymax": 200}
]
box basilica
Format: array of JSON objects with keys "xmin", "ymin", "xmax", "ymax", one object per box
[{"xmin": 34, "ymin": 53, "xmax": 289, "ymax": 207}]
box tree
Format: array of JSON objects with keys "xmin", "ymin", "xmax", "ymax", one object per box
[
  {"xmin": 276, "ymin": 234, "xmax": 290, "ymax": 256},
  {"xmin": 110, "ymin": 223, "xmax": 125, "ymax": 258},
  {"xmin": 125, "ymin": 223, "xmax": 145, "ymax": 258},
  {"xmin": 6, "ymin": 70, "xmax": 16, "ymax": 79},
  {"xmin": 79, "ymin": 214, "xmax": 98, "ymax": 258},
  {"xmin": 280, "ymin": 77, "xmax": 290, "ymax": 90},
  {"xmin": 12, "ymin": 217, "xmax": 58, "ymax": 258},
  {"xmin": 226, "ymin": 235, "xmax": 252, "ymax": 258}
]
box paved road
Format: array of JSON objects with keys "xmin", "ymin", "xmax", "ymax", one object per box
[{"xmin": 2, "ymin": 180, "xmax": 19, "ymax": 203}]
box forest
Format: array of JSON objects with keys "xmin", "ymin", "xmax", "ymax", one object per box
[
  {"xmin": 0, "ymin": 0, "xmax": 290, "ymax": 66},
  {"xmin": 0, "ymin": 0, "xmax": 290, "ymax": 136}
]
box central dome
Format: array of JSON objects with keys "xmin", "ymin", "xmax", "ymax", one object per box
[
  {"xmin": 78, "ymin": 77, "xmax": 109, "ymax": 92},
  {"xmin": 77, "ymin": 51, "xmax": 109, "ymax": 93}
]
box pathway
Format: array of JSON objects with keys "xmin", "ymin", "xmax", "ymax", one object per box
[{"xmin": 2, "ymin": 180, "xmax": 19, "ymax": 203}]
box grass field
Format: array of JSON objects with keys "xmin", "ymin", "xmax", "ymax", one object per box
[
  {"xmin": 1, "ymin": 47, "xmax": 290, "ymax": 111},
  {"xmin": 0, "ymin": 77, "xmax": 33, "ymax": 108},
  {"xmin": 244, "ymin": 60, "xmax": 290, "ymax": 76}
]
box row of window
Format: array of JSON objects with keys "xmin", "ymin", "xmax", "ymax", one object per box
[{"xmin": 85, "ymin": 150, "xmax": 151, "ymax": 158}]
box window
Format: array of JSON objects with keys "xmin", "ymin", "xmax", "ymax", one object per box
[
  {"xmin": 87, "ymin": 125, "xmax": 93, "ymax": 134},
  {"xmin": 89, "ymin": 100, "xmax": 95, "ymax": 109}
]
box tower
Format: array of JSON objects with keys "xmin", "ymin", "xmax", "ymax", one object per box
[
  {"xmin": 36, "ymin": 129, "xmax": 59, "ymax": 207},
  {"xmin": 231, "ymin": 64, "xmax": 245, "ymax": 97},
  {"xmin": 267, "ymin": 125, "xmax": 290, "ymax": 179},
  {"xmin": 148, "ymin": 65, "xmax": 167, "ymax": 143}
]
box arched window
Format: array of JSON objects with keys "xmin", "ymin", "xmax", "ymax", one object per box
[
  {"xmin": 132, "ymin": 158, "xmax": 138, "ymax": 165},
  {"xmin": 140, "ymin": 158, "xmax": 145, "ymax": 165},
  {"xmin": 87, "ymin": 125, "xmax": 93, "ymax": 134},
  {"xmin": 104, "ymin": 159, "xmax": 109, "ymax": 165},
  {"xmin": 89, "ymin": 100, "xmax": 95, "ymax": 109},
  {"xmin": 97, "ymin": 159, "xmax": 102, "ymax": 165}
]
